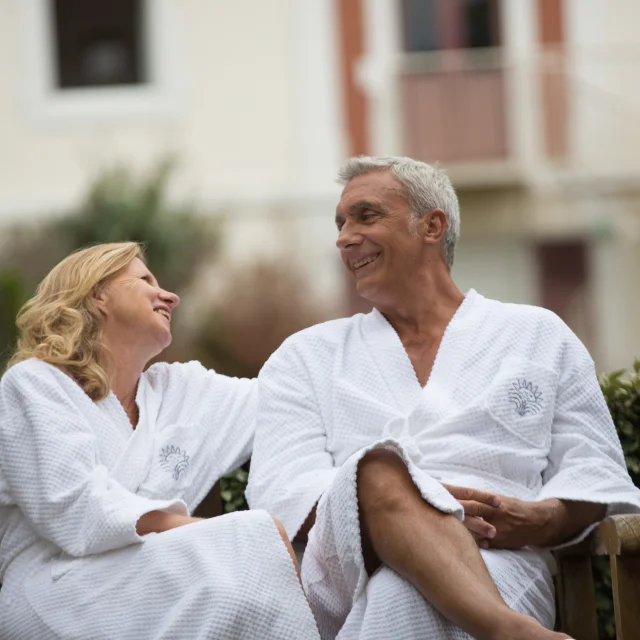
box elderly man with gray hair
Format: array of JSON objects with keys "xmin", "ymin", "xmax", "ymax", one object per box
[{"xmin": 247, "ymin": 156, "xmax": 640, "ymax": 639}]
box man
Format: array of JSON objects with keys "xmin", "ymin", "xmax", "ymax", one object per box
[{"xmin": 246, "ymin": 156, "xmax": 640, "ymax": 639}]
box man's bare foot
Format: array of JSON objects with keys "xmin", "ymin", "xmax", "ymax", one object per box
[{"xmin": 493, "ymin": 611, "xmax": 574, "ymax": 640}]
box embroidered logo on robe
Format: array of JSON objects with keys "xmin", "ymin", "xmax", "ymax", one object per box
[
  {"xmin": 508, "ymin": 379, "xmax": 543, "ymax": 417},
  {"xmin": 159, "ymin": 445, "xmax": 190, "ymax": 480}
]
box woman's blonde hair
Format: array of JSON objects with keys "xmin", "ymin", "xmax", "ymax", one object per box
[{"xmin": 8, "ymin": 242, "xmax": 144, "ymax": 400}]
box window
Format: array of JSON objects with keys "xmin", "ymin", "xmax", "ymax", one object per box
[
  {"xmin": 463, "ymin": 0, "xmax": 498, "ymax": 48},
  {"xmin": 403, "ymin": 0, "xmax": 439, "ymax": 52},
  {"xmin": 52, "ymin": 0, "xmax": 146, "ymax": 89},
  {"xmin": 402, "ymin": 0, "xmax": 500, "ymax": 51}
]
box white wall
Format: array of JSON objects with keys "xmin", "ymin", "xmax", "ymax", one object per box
[
  {"xmin": 566, "ymin": 0, "xmax": 640, "ymax": 179},
  {"xmin": 0, "ymin": 0, "xmax": 348, "ymax": 306},
  {"xmin": 0, "ymin": 0, "xmax": 346, "ymax": 216},
  {"xmin": 452, "ymin": 238, "xmax": 539, "ymax": 306}
]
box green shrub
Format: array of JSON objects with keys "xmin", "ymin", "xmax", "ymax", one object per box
[
  {"xmin": 595, "ymin": 360, "xmax": 640, "ymax": 638},
  {"xmin": 220, "ymin": 467, "xmax": 249, "ymax": 513},
  {"xmin": 0, "ymin": 270, "xmax": 29, "ymax": 369},
  {"xmin": 0, "ymin": 160, "xmax": 218, "ymax": 369}
]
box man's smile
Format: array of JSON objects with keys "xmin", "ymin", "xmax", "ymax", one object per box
[{"xmin": 352, "ymin": 254, "xmax": 380, "ymax": 270}]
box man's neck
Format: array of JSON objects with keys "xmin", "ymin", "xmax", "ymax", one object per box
[{"xmin": 376, "ymin": 265, "xmax": 464, "ymax": 342}]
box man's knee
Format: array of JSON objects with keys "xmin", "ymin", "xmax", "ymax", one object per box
[{"xmin": 357, "ymin": 448, "xmax": 411, "ymax": 513}]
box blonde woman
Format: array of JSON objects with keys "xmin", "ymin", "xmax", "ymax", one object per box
[{"xmin": 0, "ymin": 243, "xmax": 319, "ymax": 640}]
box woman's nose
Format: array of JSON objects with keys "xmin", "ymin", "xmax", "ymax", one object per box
[{"xmin": 161, "ymin": 289, "xmax": 180, "ymax": 309}]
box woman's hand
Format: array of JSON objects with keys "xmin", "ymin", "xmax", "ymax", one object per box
[{"xmin": 136, "ymin": 510, "xmax": 204, "ymax": 536}]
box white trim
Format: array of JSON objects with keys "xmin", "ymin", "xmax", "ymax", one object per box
[
  {"xmin": 18, "ymin": 0, "xmax": 181, "ymax": 124},
  {"xmin": 289, "ymin": 0, "xmax": 347, "ymax": 192},
  {"xmin": 360, "ymin": 0, "xmax": 403, "ymax": 156},
  {"xmin": 500, "ymin": 0, "xmax": 546, "ymax": 180}
]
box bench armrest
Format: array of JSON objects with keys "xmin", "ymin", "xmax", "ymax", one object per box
[{"xmin": 590, "ymin": 514, "xmax": 640, "ymax": 557}]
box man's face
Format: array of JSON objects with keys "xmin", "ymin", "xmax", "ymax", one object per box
[{"xmin": 335, "ymin": 170, "xmax": 424, "ymax": 303}]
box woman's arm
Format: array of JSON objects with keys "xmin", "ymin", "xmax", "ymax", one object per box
[
  {"xmin": 143, "ymin": 362, "xmax": 258, "ymax": 511},
  {"xmin": 0, "ymin": 361, "xmax": 189, "ymax": 557},
  {"xmin": 136, "ymin": 511, "xmax": 202, "ymax": 535}
]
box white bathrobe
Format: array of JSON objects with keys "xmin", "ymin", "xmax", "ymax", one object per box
[
  {"xmin": 247, "ymin": 289, "xmax": 640, "ymax": 639},
  {"xmin": 0, "ymin": 358, "xmax": 319, "ymax": 640}
]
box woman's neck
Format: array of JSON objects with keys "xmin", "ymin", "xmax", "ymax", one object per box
[{"xmin": 104, "ymin": 340, "xmax": 148, "ymax": 428}]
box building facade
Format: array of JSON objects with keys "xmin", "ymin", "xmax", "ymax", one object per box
[
  {"xmin": 1, "ymin": 0, "xmax": 639, "ymax": 370},
  {"xmin": 345, "ymin": 0, "xmax": 640, "ymax": 371}
]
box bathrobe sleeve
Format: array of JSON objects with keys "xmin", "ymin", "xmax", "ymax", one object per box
[
  {"xmin": 536, "ymin": 333, "xmax": 640, "ymax": 546},
  {"xmin": 246, "ymin": 340, "xmax": 339, "ymax": 539},
  {"xmin": 139, "ymin": 361, "xmax": 257, "ymax": 512},
  {"xmin": 0, "ymin": 362, "xmax": 187, "ymax": 558}
]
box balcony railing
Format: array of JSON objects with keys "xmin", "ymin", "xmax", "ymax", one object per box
[
  {"xmin": 381, "ymin": 44, "xmax": 640, "ymax": 187},
  {"xmin": 399, "ymin": 48, "xmax": 510, "ymax": 164}
]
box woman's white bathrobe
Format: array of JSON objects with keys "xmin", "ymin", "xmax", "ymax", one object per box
[
  {"xmin": 0, "ymin": 358, "xmax": 319, "ymax": 640},
  {"xmin": 247, "ymin": 289, "xmax": 640, "ymax": 640}
]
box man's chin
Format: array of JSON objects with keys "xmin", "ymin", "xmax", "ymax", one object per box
[{"xmin": 355, "ymin": 278, "xmax": 379, "ymax": 302}]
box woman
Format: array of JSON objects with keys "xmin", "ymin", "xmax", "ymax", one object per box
[{"xmin": 0, "ymin": 243, "xmax": 319, "ymax": 639}]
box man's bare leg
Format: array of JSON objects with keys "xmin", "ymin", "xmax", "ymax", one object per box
[{"xmin": 357, "ymin": 449, "xmax": 572, "ymax": 640}]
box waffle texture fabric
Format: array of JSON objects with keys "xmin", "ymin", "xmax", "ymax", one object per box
[
  {"xmin": 0, "ymin": 358, "xmax": 319, "ymax": 639},
  {"xmin": 247, "ymin": 289, "xmax": 640, "ymax": 639}
]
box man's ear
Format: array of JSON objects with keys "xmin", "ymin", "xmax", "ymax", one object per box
[{"xmin": 421, "ymin": 208, "xmax": 448, "ymax": 244}]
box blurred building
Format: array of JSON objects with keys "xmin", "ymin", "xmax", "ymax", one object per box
[
  {"xmin": 1, "ymin": 0, "xmax": 639, "ymax": 371},
  {"xmin": 0, "ymin": 0, "xmax": 347, "ymax": 312},
  {"xmin": 349, "ymin": 0, "xmax": 640, "ymax": 371}
]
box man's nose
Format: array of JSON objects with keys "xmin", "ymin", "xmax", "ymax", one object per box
[{"xmin": 336, "ymin": 221, "xmax": 362, "ymax": 250}]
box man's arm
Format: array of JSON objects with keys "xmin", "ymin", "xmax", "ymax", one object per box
[
  {"xmin": 456, "ymin": 327, "xmax": 637, "ymax": 549},
  {"xmin": 533, "ymin": 499, "xmax": 607, "ymax": 546},
  {"xmin": 449, "ymin": 490, "xmax": 607, "ymax": 549},
  {"xmin": 245, "ymin": 339, "xmax": 338, "ymax": 540},
  {"xmin": 472, "ymin": 495, "xmax": 606, "ymax": 549}
]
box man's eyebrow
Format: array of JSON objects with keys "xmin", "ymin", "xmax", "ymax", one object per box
[{"xmin": 349, "ymin": 200, "xmax": 380, "ymax": 214}]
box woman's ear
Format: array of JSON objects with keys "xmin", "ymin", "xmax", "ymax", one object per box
[{"xmin": 92, "ymin": 286, "xmax": 109, "ymax": 316}]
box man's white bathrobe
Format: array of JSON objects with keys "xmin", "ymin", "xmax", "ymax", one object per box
[
  {"xmin": 0, "ymin": 358, "xmax": 319, "ymax": 640},
  {"xmin": 247, "ymin": 289, "xmax": 640, "ymax": 640}
]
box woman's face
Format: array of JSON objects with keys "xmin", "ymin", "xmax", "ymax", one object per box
[{"xmin": 96, "ymin": 258, "xmax": 180, "ymax": 360}]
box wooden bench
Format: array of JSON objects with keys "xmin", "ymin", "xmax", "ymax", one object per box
[{"xmin": 556, "ymin": 513, "xmax": 640, "ymax": 639}]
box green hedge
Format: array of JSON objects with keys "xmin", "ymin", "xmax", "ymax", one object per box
[{"xmin": 596, "ymin": 360, "xmax": 640, "ymax": 638}]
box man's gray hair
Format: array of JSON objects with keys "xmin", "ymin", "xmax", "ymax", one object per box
[{"xmin": 337, "ymin": 156, "xmax": 460, "ymax": 268}]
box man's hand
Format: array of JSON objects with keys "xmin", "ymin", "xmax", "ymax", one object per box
[
  {"xmin": 477, "ymin": 495, "xmax": 548, "ymax": 549},
  {"xmin": 442, "ymin": 484, "xmax": 502, "ymax": 548},
  {"xmin": 445, "ymin": 486, "xmax": 608, "ymax": 550},
  {"xmin": 444, "ymin": 485, "xmax": 551, "ymax": 549}
]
